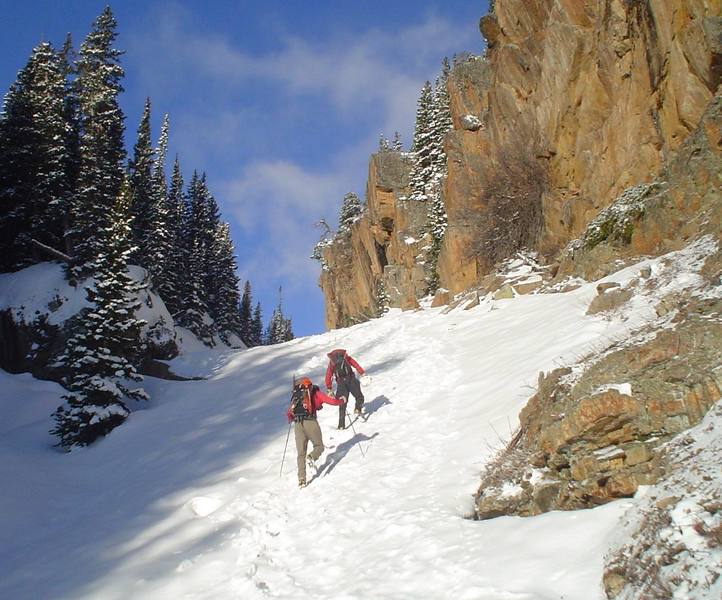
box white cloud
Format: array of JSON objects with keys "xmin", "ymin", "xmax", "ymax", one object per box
[
  {"xmin": 219, "ymin": 159, "xmax": 349, "ymax": 289},
  {"xmin": 128, "ymin": 4, "xmax": 477, "ymax": 123},
  {"xmin": 124, "ymin": 2, "xmax": 481, "ymax": 332},
  {"xmin": 221, "ymin": 160, "xmax": 345, "ymax": 230}
]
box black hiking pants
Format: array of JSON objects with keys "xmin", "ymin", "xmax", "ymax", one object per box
[{"xmin": 336, "ymin": 376, "xmax": 364, "ymax": 428}]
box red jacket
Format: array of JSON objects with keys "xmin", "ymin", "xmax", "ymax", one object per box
[
  {"xmin": 287, "ymin": 386, "xmax": 343, "ymax": 422},
  {"xmin": 324, "ymin": 349, "xmax": 365, "ymax": 388}
]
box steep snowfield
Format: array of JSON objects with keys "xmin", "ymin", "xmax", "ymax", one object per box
[{"xmin": 0, "ymin": 243, "xmax": 718, "ymax": 599}]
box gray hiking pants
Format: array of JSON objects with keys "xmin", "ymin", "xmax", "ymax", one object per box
[
  {"xmin": 294, "ymin": 418, "xmax": 324, "ymax": 482},
  {"xmin": 336, "ymin": 376, "xmax": 364, "ymax": 428}
]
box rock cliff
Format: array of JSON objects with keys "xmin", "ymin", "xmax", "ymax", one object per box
[
  {"xmin": 319, "ymin": 0, "xmax": 721, "ymax": 327},
  {"xmin": 319, "ymin": 152, "xmax": 428, "ymax": 328}
]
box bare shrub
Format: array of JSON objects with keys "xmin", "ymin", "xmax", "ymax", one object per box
[
  {"xmin": 477, "ymin": 427, "xmax": 528, "ymax": 493},
  {"xmin": 460, "ymin": 143, "xmax": 548, "ymax": 272},
  {"xmin": 604, "ymin": 507, "xmax": 675, "ymax": 599}
]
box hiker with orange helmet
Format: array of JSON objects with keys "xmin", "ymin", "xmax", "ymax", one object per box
[
  {"xmin": 324, "ymin": 349, "xmax": 365, "ymax": 429},
  {"xmin": 287, "ymin": 376, "xmax": 343, "ymax": 487}
]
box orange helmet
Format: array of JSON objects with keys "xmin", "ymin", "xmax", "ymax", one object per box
[{"xmin": 298, "ymin": 377, "xmax": 312, "ymax": 389}]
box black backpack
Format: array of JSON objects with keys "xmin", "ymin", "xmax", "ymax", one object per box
[
  {"xmin": 330, "ymin": 350, "xmax": 353, "ymax": 381},
  {"xmin": 290, "ymin": 383, "xmax": 315, "ymax": 419}
]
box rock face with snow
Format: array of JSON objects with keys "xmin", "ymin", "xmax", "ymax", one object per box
[
  {"xmin": 603, "ymin": 400, "xmax": 722, "ymax": 600},
  {"xmin": 475, "ymin": 241, "xmax": 722, "ymax": 520},
  {"xmin": 319, "ymin": 151, "xmax": 428, "ymax": 328},
  {"xmin": 441, "ymin": 0, "xmax": 721, "ymax": 292},
  {"xmin": 320, "ymin": 0, "xmax": 722, "ymax": 321},
  {"xmin": 0, "ymin": 264, "xmax": 178, "ymax": 383}
]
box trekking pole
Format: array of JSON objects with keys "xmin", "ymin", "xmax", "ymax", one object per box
[
  {"xmin": 345, "ymin": 410, "xmax": 366, "ymax": 458},
  {"xmin": 280, "ymin": 373, "xmax": 296, "ymax": 478},
  {"xmin": 279, "ymin": 422, "xmax": 292, "ymax": 477}
]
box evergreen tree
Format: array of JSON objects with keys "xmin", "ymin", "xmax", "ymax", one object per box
[
  {"xmin": 0, "ymin": 42, "xmax": 71, "ymax": 270},
  {"xmin": 176, "ymin": 171, "xmax": 214, "ymax": 344},
  {"xmin": 407, "ymin": 81, "xmax": 434, "ymax": 202},
  {"xmin": 144, "ymin": 113, "xmax": 174, "ymax": 295},
  {"xmin": 264, "ymin": 288, "xmax": 293, "ymax": 344},
  {"xmin": 430, "ymin": 66, "xmax": 452, "ymax": 178},
  {"xmin": 338, "ymin": 192, "xmax": 362, "ymax": 234},
  {"xmin": 392, "ymin": 131, "xmax": 403, "ymax": 152},
  {"xmin": 310, "ymin": 218, "xmax": 333, "ymax": 271},
  {"xmin": 209, "ymin": 221, "xmax": 241, "ymax": 344},
  {"xmin": 239, "ymin": 280, "xmax": 253, "ymax": 345},
  {"xmin": 423, "ymin": 62, "xmax": 453, "ymax": 294},
  {"xmin": 128, "ymin": 97, "xmax": 155, "ymax": 266},
  {"xmin": 0, "ymin": 57, "xmax": 36, "ymax": 271},
  {"xmin": 51, "ymin": 177, "xmax": 148, "ymax": 448},
  {"xmin": 69, "ymin": 6, "xmax": 125, "ymax": 279},
  {"xmin": 250, "ymin": 302, "xmax": 263, "ymax": 347},
  {"xmin": 163, "ymin": 157, "xmax": 186, "ymax": 317},
  {"xmin": 375, "ymin": 276, "xmax": 391, "ymax": 317},
  {"xmin": 279, "ymin": 314, "xmax": 294, "ymax": 343},
  {"xmin": 58, "ymin": 33, "xmax": 81, "ymax": 256},
  {"xmin": 378, "ymin": 133, "xmax": 390, "ymax": 152}
]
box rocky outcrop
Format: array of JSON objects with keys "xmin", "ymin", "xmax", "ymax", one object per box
[
  {"xmin": 602, "ymin": 400, "xmax": 722, "ymax": 599},
  {"xmin": 320, "ymin": 0, "xmax": 722, "ymax": 323},
  {"xmin": 475, "ymin": 253, "xmax": 722, "ymax": 518},
  {"xmin": 319, "ymin": 151, "xmax": 429, "ymax": 329},
  {"xmin": 0, "ymin": 266, "xmax": 178, "ymax": 384},
  {"xmin": 440, "ymin": 0, "xmax": 722, "ymax": 293}
]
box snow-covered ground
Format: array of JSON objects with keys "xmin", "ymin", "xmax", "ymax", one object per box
[{"xmin": 0, "ymin": 243, "xmax": 718, "ymax": 599}]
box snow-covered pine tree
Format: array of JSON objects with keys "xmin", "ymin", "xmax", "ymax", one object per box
[
  {"xmin": 408, "ymin": 81, "xmax": 434, "ymax": 202},
  {"xmin": 163, "ymin": 157, "xmax": 187, "ymax": 318},
  {"xmin": 195, "ymin": 175, "xmax": 224, "ymax": 323},
  {"xmin": 144, "ymin": 113, "xmax": 174, "ymax": 296},
  {"xmin": 375, "ymin": 276, "xmax": 390, "ymax": 317},
  {"xmin": 0, "ymin": 57, "xmax": 36, "ymax": 271},
  {"xmin": 0, "ymin": 42, "xmax": 71, "ymax": 271},
  {"xmin": 28, "ymin": 43, "xmax": 74, "ymax": 263},
  {"xmin": 430, "ymin": 60, "xmax": 452, "ymax": 180},
  {"xmin": 128, "ymin": 97, "xmax": 155, "ymax": 266},
  {"xmin": 279, "ymin": 315, "xmax": 294, "ymax": 343},
  {"xmin": 264, "ymin": 308, "xmax": 280, "ymax": 345},
  {"xmin": 264, "ymin": 288, "xmax": 293, "ymax": 344},
  {"xmin": 424, "ymin": 179, "xmax": 447, "ymax": 295},
  {"xmin": 422, "ymin": 63, "xmax": 452, "ymax": 295},
  {"xmin": 58, "ymin": 34, "xmax": 81, "ymax": 256},
  {"xmin": 378, "ymin": 133, "xmax": 391, "ymax": 152},
  {"xmin": 338, "ymin": 192, "xmax": 362, "ymax": 235},
  {"xmin": 239, "ymin": 280, "xmax": 253, "ymax": 345},
  {"xmin": 208, "ymin": 221, "xmax": 242, "ymax": 344},
  {"xmin": 176, "ymin": 171, "xmax": 214, "ymax": 345},
  {"xmin": 392, "ymin": 131, "xmax": 403, "ymax": 152},
  {"xmin": 310, "ymin": 218, "xmax": 333, "ymax": 271},
  {"xmin": 251, "ymin": 301, "xmax": 263, "ymax": 347},
  {"xmin": 52, "ymin": 177, "xmax": 148, "ymax": 448},
  {"xmin": 69, "ymin": 6, "xmax": 126, "ymax": 279}
]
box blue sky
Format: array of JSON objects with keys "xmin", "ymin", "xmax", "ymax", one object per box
[{"xmin": 1, "ymin": 1, "xmax": 488, "ymax": 336}]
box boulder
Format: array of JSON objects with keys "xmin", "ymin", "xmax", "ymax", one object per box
[
  {"xmin": 493, "ymin": 284, "xmax": 515, "ymax": 300},
  {"xmin": 431, "ymin": 289, "xmax": 452, "ymax": 307},
  {"xmin": 460, "ymin": 114, "xmax": 483, "ymax": 131},
  {"xmin": 586, "ymin": 288, "xmax": 633, "ymax": 315}
]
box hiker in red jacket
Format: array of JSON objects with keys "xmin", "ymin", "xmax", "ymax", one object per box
[
  {"xmin": 287, "ymin": 376, "xmax": 343, "ymax": 487},
  {"xmin": 325, "ymin": 349, "xmax": 365, "ymax": 429}
]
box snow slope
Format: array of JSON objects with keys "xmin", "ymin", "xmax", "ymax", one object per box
[{"xmin": 0, "ymin": 244, "xmax": 717, "ymax": 599}]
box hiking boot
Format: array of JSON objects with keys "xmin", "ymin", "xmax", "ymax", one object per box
[
  {"xmin": 306, "ymin": 454, "xmax": 317, "ymax": 469},
  {"xmin": 337, "ymin": 424, "xmax": 345, "ymax": 430},
  {"xmin": 298, "ymin": 478, "xmax": 306, "ymax": 488},
  {"xmin": 354, "ymin": 407, "xmax": 362, "ymax": 415}
]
